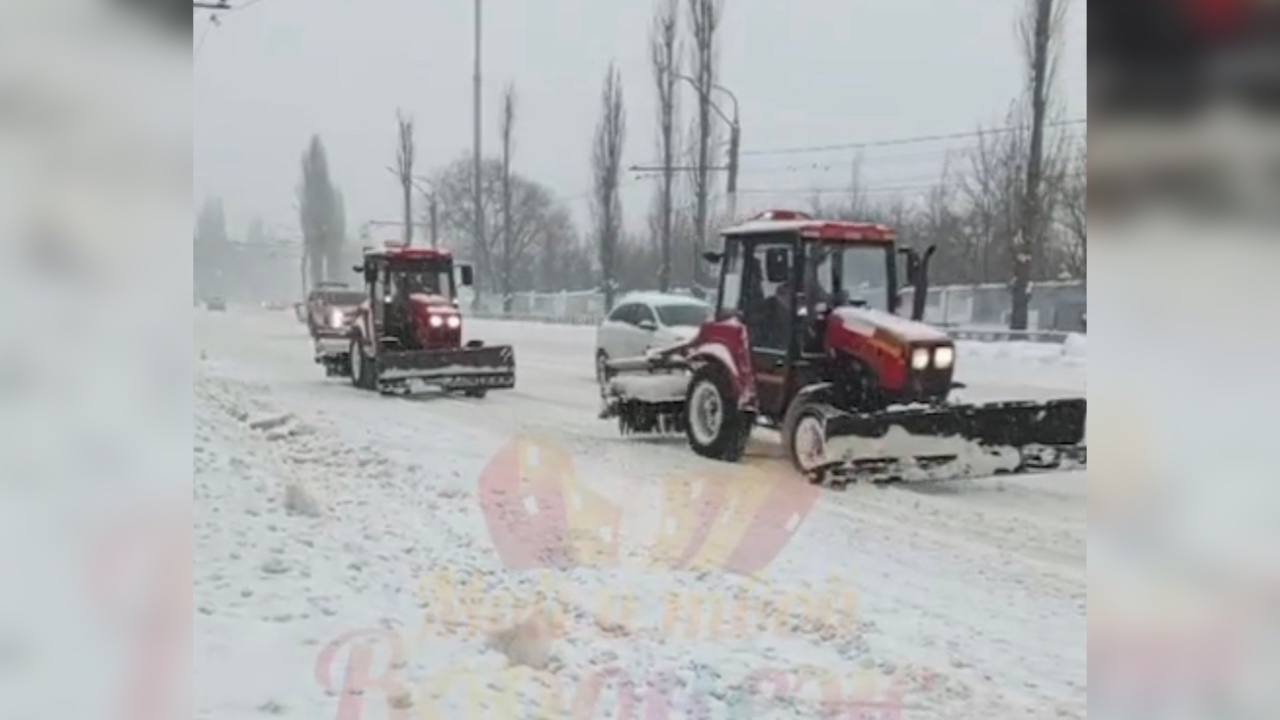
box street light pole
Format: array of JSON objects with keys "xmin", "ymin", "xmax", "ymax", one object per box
[
  {"xmin": 673, "ymin": 74, "xmax": 741, "ymax": 224},
  {"xmin": 670, "ymin": 72, "xmax": 742, "ymax": 229}
]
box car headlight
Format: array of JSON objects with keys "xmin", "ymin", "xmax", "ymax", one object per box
[
  {"xmin": 446, "ymin": 315, "xmax": 461, "ymax": 329},
  {"xmin": 910, "ymin": 347, "xmax": 930, "ymax": 371},
  {"xmin": 933, "ymin": 346, "xmax": 954, "ymax": 369},
  {"xmin": 328, "ymin": 308, "xmax": 343, "ymax": 328},
  {"xmin": 428, "ymin": 314, "xmax": 444, "ymax": 328}
]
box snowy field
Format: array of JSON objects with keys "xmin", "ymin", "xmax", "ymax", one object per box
[{"xmin": 194, "ymin": 306, "xmax": 1086, "ymax": 719}]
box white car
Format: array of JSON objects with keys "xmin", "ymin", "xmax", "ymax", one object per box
[{"xmin": 595, "ymin": 293, "xmax": 711, "ymax": 383}]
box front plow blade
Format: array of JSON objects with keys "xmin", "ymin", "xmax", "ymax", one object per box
[
  {"xmin": 818, "ymin": 398, "xmax": 1086, "ymax": 482},
  {"xmin": 377, "ymin": 344, "xmax": 515, "ymax": 391},
  {"xmin": 599, "ymin": 369, "xmax": 691, "ymax": 435}
]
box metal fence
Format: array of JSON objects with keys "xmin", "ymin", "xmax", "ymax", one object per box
[{"xmin": 466, "ymin": 290, "xmax": 1079, "ymax": 344}]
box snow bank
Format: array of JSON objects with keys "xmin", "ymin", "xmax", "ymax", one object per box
[{"xmin": 1061, "ymin": 332, "xmax": 1087, "ymax": 359}]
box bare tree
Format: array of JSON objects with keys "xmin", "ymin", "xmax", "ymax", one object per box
[
  {"xmin": 1057, "ymin": 146, "xmax": 1086, "ymax": 278},
  {"xmin": 592, "ymin": 63, "xmax": 627, "ymax": 311},
  {"xmin": 1011, "ymin": 0, "xmax": 1069, "ymax": 329},
  {"xmin": 687, "ymin": 0, "xmax": 721, "ymax": 287},
  {"xmin": 394, "ymin": 110, "xmax": 416, "ymax": 246},
  {"xmin": 651, "ymin": 0, "xmax": 680, "ymax": 292},
  {"xmin": 499, "ymin": 84, "xmax": 517, "ymax": 312}
]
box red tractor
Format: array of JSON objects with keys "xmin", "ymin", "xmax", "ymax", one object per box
[
  {"xmin": 345, "ymin": 244, "xmax": 515, "ymax": 396},
  {"xmin": 601, "ymin": 211, "xmax": 1086, "ymax": 483}
]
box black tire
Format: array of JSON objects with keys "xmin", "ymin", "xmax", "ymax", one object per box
[
  {"xmin": 595, "ymin": 350, "xmax": 613, "ymax": 387},
  {"xmin": 782, "ymin": 396, "xmax": 832, "ymax": 478},
  {"xmin": 683, "ymin": 363, "xmax": 753, "ymax": 462},
  {"xmin": 464, "ymin": 388, "xmax": 488, "ymax": 398},
  {"xmin": 349, "ymin": 338, "xmax": 375, "ymax": 390}
]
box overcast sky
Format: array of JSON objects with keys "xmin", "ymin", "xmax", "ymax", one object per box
[{"xmin": 194, "ymin": 0, "xmax": 1086, "ymax": 244}]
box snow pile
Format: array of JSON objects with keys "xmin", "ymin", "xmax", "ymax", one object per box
[
  {"xmin": 824, "ymin": 425, "xmax": 1021, "ymax": 480},
  {"xmin": 282, "ymin": 482, "xmax": 322, "ymax": 517},
  {"xmin": 1061, "ymin": 332, "xmax": 1087, "ymax": 359}
]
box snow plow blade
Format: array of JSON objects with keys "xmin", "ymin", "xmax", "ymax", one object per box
[
  {"xmin": 813, "ymin": 398, "xmax": 1086, "ymax": 483},
  {"xmin": 599, "ymin": 359, "xmax": 691, "ymax": 434},
  {"xmin": 377, "ymin": 344, "xmax": 515, "ymax": 391}
]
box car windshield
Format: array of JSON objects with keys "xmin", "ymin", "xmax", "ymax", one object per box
[
  {"xmin": 807, "ymin": 244, "xmax": 891, "ymax": 312},
  {"xmin": 655, "ymin": 303, "xmax": 710, "ymax": 327}
]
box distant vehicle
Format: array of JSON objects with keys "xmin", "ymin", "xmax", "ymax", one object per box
[
  {"xmin": 206, "ymin": 296, "xmax": 226, "ymax": 311},
  {"xmin": 307, "ymin": 285, "xmax": 368, "ymax": 376},
  {"xmin": 595, "ymin": 293, "xmax": 711, "ymax": 384},
  {"xmin": 262, "ymin": 300, "xmax": 289, "ymax": 311}
]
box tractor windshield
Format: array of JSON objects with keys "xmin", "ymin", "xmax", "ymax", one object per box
[
  {"xmin": 806, "ymin": 243, "xmax": 892, "ymax": 312},
  {"xmin": 389, "ymin": 264, "xmax": 455, "ymax": 300}
]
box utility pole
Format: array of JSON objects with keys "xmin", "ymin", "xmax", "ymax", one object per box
[
  {"xmin": 724, "ymin": 107, "xmax": 740, "ymax": 224},
  {"xmin": 472, "ymin": 0, "xmax": 484, "ymax": 308},
  {"xmin": 429, "ymin": 193, "xmax": 439, "ymax": 248}
]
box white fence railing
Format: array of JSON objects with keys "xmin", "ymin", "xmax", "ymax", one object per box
[{"xmin": 941, "ymin": 326, "xmax": 1072, "ymax": 344}]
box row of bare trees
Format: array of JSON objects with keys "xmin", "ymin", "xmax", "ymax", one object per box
[
  {"xmin": 380, "ymin": 0, "xmax": 1081, "ymax": 321},
  {"xmin": 807, "ymin": 122, "xmax": 1086, "ymax": 287}
]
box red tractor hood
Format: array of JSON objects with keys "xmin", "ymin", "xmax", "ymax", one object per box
[
  {"xmin": 408, "ymin": 292, "xmax": 453, "ymax": 309},
  {"xmin": 828, "ymin": 306, "xmax": 949, "ymax": 345},
  {"xmin": 824, "ymin": 306, "xmax": 952, "ymax": 394}
]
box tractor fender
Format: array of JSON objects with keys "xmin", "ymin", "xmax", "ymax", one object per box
[{"xmin": 687, "ymin": 342, "xmax": 758, "ymax": 411}]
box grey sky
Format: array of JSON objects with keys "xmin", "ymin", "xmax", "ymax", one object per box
[{"xmin": 194, "ymin": 0, "xmax": 1086, "ymax": 244}]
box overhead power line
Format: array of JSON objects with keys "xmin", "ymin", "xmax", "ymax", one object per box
[{"xmin": 740, "ymin": 118, "xmax": 1087, "ymax": 157}]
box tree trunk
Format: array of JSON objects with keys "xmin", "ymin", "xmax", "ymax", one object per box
[{"xmin": 1013, "ymin": 0, "xmax": 1052, "ymax": 331}]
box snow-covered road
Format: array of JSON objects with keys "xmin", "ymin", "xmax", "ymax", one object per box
[{"xmin": 195, "ymin": 307, "xmax": 1086, "ymax": 719}]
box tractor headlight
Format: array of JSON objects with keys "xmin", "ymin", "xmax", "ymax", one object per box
[
  {"xmin": 428, "ymin": 314, "xmax": 445, "ymax": 328},
  {"xmin": 933, "ymin": 346, "xmax": 954, "ymax": 369},
  {"xmin": 446, "ymin": 315, "xmax": 461, "ymax": 329},
  {"xmin": 328, "ymin": 308, "xmax": 344, "ymax": 329},
  {"xmin": 911, "ymin": 347, "xmax": 930, "ymax": 371}
]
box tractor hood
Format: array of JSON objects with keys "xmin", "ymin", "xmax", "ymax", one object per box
[
  {"xmin": 407, "ymin": 292, "xmax": 462, "ymax": 348},
  {"xmin": 829, "ymin": 306, "xmax": 949, "ymax": 345},
  {"xmin": 824, "ymin": 306, "xmax": 952, "ymax": 395},
  {"xmin": 408, "ymin": 292, "xmax": 453, "ymax": 309}
]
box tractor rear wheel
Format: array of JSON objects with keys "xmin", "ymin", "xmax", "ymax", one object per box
[{"xmin": 684, "ymin": 363, "xmax": 752, "ymax": 462}]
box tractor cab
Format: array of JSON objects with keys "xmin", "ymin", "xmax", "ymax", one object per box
[
  {"xmin": 356, "ymin": 245, "xmax": 474, "ymax": 352},
  {"xmin": 705, "ymin": 210, "xmax": 948, "ymax": 420}
]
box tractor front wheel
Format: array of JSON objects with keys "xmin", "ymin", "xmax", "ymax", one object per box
[
  {"xmin": 684, "ymin": 364, "xmax": 752, "ymax": 462},
  {"xmin": 782, "ymin": 397, "xmax": 831, "ymax": 480},
  {"xmin": 349, "ymin": 338, "xmax": 375, "ymax": 391}
]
